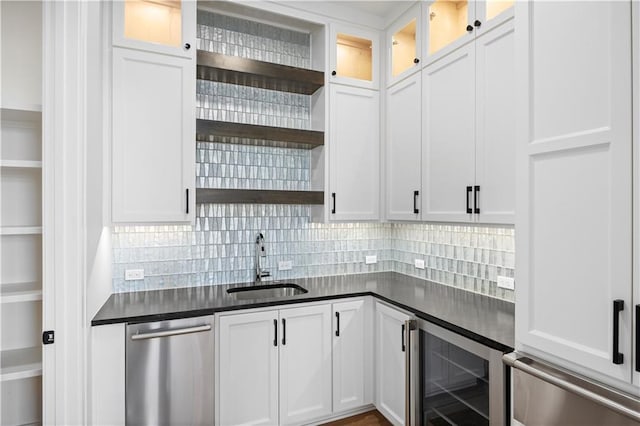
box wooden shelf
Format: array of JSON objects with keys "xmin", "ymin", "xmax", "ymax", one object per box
[
  {"xmin": 197, "ymin": 50, "xmax": 324, "ymax": 95},
  {"xmin": 196, "ymin": 119, "xmax": 324, "ymax": 149},
  {"xmin": 0, "ymin": 160, "xmax": 42, "ymax": 169},
  {"xmin": 1, "ymin": 282, "xmax": 42, "ymax": 304},
  {"xmin": 0, "ymin": 226, "xmax": 42, "ymax": 236},
  {"xmin": 196, "ymin": 188, "xmax": 324, "ymax": 205},
  {"xmin": 0, "ymin": 347, "xmax": 42, "ymax": 382}
]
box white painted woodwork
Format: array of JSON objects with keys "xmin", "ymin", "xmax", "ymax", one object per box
[
  {"xmin": 515, "ymin": 1, "xmax": 633, "ymax": 384},
  {"xmin": 375, "ymin": 302, "xmax": 410, "ymax": 426},
  {"xmin": 386, "ymin": 72, "xmax": 422, "ymax": 221},
  {"xmin": 329, "ymin": 24, "xmax": 380, "ymax": 90},
  {"xmin": 386, "ymin": 3, "xmax": 422, "ymax": 87},
  {"xmin": 279, "ymin": 304, "xmax": 332, "ymax": 425},
  {"xmin": 422, "ymin": 43, "xmax": 476, "ymax": 222},
  {"xmin": 218, "ymin": 310, "xmax": 279, "ymax": 426},
  {"xmin": 475, "ymin": 0, "xmax": 515, "ymax": 36},
  {"xmin": 112, "ymin": 47, "xmax": 195, "ymax": 223},
  {"xmin": 423, "ymin": 0, "xmax": 474, "ymax": 67},
  {"xmin": 0, "ymin": 376, "xmax": 42, "ymax": 425},
  {"xmin": 112, "ymin": 0, "xmax": 195, "ymax": 59},
  {"xmin": 91, "ymin": 324, "xmax": 126, "ymax": 426},
  {"xmin": 474, "ymin": 21, "xmax": 515, "ymax": 224},
  {"xmin": 329, "ymin": 84, "xmax": 380, "ymax": 221},
  {"xmin": 333, "ymin": 299, "xmax": 367, "ymax": 412},
  {"xmin": 633, "ymin": 1, "xmax": 640, "ymax": 389}
]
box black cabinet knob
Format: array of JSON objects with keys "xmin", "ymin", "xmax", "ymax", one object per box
[
  {"xmin": 331, "ymin": 70, "xmax": 337, "ymax": 76},
  {"xmin": 413, "ymin": 58, "xmax": 420, "ymax": 64},
  {"xmin": 184, "ymin": 43, "xmax": 191, "ymax": 50},
  {"xmin": 474, "ymin": 20, "xmax": 482, "ymax": 27},
  {"xmin": 466, "ymin": 24, "xmax": 474, "ymax": 32}
]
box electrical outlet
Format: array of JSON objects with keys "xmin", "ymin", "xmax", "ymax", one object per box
[
  {"xmin": 414, "ymin": 259, "xmax": 425, "ymax": 270},
  {"xmin": 365, "ymin": 255, "xmax": 377, "ymax": 265},
  {"xmin": 125, "ymin": 269, "xmax": 144, "ymax": 281},
  {"xmin": 278, "ymin": 260, "xmax": 293, "ymax": 271},
  {"xmin": 497, "ymin": 276, "xmax": 515, "ymax": 290}
]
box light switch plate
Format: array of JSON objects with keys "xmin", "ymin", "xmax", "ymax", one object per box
[
  {"xmin": 497, "ymin": 276, "xmax": 515, "ymax": 290},
  {"xmin": 414, "ymin": 259, "xmax": 425, "ymax": 269},
  {"xmin": 125, "ymin": 269, "xmax": 144, "ymax": 281},
  {"xmin": 278, "ymin": 260, "xmax": 293, "ymax": 271},
  {"xmin": 365, "ymin": 255, "xmax": 377, "ymax": 264}
]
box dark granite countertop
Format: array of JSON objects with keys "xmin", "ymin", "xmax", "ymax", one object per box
[{"xmin": 92, "ymin": 272, "xmax": 514, "ymax": 351}]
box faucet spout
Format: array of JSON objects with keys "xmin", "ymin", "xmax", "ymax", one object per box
[{"xmin": 255, "ymin": 233, "xmax": 270, "ymax": 283}]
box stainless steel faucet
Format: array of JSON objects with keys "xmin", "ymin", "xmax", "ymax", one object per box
[{"xmin": 255, "ymin": 233, "xmax": 270, "ymax": 283}]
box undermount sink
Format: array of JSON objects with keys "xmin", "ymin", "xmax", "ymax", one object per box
[{"xmin": 227, "ymin": 283, "xmax": 308, "ymax": 300}]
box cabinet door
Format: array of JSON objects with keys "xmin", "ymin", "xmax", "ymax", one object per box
[
  {"xmin": 375, "ymin": 302, "xmax": 410, "ymax": 426},
  {"xmin": 422, "ymin": 43, "xmax": 475, "ymax": 223},
  {"xmin": 218, "ymin": 311, "xmax": 279, "ymax": 426},
  {"xmin": 112, "ymin": 47, "xmax": 195, "ymax": 223},
  {"xmin": 330, "ymin": 24, "xmax": 380, "ymax": 90},
  {"xmin": 386, "ymin": 73, "xmax": 422, "ymax": 221},
  {"xmin": 475, "ymin": 0, "xmax": 514, "ymax": 36},
  {"xmin": 515, "ymin": 1, "xmax": 633, "ymax": 384},
  {"xmin": 387, "ymin": 3, "xmax": 422, "ymax": 86},
  {"xmin": 112, "ymin": 0, "xmax": 195, "ymax": 59},
  {"xmin": 279, "ymin": 304, "xmax": 332, "ymax": 425},
  {"xmin": 329, "ymin": 85, "xmax": 380, "ymax": 221},
  {"xmin": 474, "ymin": 21, "xmax": 515, "ymax": 224},
  {"xmin": 333, "ymin": 299, "xmax": 368, "ymax": 412},
  {"xmin": 424, "ymin": 0, "xmax": 474, "ymax": 66}
]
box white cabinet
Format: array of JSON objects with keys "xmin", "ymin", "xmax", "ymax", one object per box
[
  {"xmin": 112, "ymin": 0, "xmax": 195, "ymax": 59},
  {"xmin": 218, "ymin": 311, "xmax": 279, "ymax": 426},
  {"xmin": 375, "ymin": 302, "xmax": 411, "ymax": 426},
  {"xmin": 329, "ymin": 24, "xmax": 380, "ymax": 90},
  {"xmin": 332, "ymin": 299, "xmax": 372, "ymax": 412},
  {"xmin": 279, "ymin": 304, "xmax": 332, "ymax": 425},
  {"xmin": 111, "ymin": 47, "xmax": 195, "ymax": 223},
  {"xmin": 515, "ymin": 1, "xmax": 634, "ymax": 387},
  {"xmin": 218, "ymin": 303, "xmax": 334, "ymax": 426},
  {"xmin": 386, "ymin": 3, "xmax": 422, "ymax": 86},
  {"xmin": 329, "ymin": 85, "xmax": 380, "ymax": 221},
  {"xmin": 421, "ymin": 20, "xmax": 515, "ymax": 224},
  {"xmin": 385, "ymin": 73, "xmax": 422, "ymax": 221}
]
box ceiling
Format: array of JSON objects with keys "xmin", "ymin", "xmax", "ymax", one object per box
[{"xmin": 327, "ymin": 1, "xmax": 413, "ymax": 18}]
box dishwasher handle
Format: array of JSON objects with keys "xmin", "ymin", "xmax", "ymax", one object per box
[{"xmin": 130, "ymin": 324, "xmax": 212, "ymax": 341}]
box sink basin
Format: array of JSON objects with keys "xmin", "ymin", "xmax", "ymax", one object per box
[{"xmin": 227, "ymin": 283, "xmax": 308, "ymax": 300}]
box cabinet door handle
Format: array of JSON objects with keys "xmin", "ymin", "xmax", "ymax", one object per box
[
  {"xmin": 413, "ymin": 58, "xmax": 420, "ymax": 64},
  {"xmin": 401, "ymin": 323, "xmax": 406, "ymax": 352},
  {"xmin": 466, "ymin": 186, "xmax": 473, "ymax": 214},
  {"xmin": 636, "ymin": 305, "xmax": 640, "ymax": 373},
  {"xmin": 466, "ymin": 24, "xmax": 474, "ymax": 32},
  {"xmin": 474, "ymin": 185, "xmax": 480, "ymax": 214},
  {"xmin": 273, "ymin": 319, "xmax": 278, "ymax": 347},
  {"xmin": 184, "ymin": 42, "xmax": 191, "ymax": 50},
  {"xmin": 474, "ymin": 20, "xmax": 482, "ymax": 28},
  {"xmin": 185, "ymin": 189, "xmax": 189, "ymax": 214},
  {"xmin": 282, "ymin": 318, "xmax": 286, "ymax": 346},
  {"xmin": 335, "ymin": 312, "xmax": 340, "ymax": 337},
  {"xmin": 413, "ymin": 190, "xmax": 420, "ymax": 214},
  {"xmin": 331, "ymin": 193, "xmax": 336, "ymax": 214},
  {"xmin": 331, "ymin": 70, "xmax": 337, "ymax": 76},
  {"xmin": 613, "ymin": 299, "xmax": 624, "ymax": 364}
]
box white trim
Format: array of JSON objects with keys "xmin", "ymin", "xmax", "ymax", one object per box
[
  {"xmin": 0, "ymin": 347, "xmax": 42, "ymax": 382},
  {"xmin": 0, "ymin": 160, "xmax": 43, "ymax": 168},
  {"xmin": 0, "ymin": 226, "xmax": 42, "ymax": 235}
]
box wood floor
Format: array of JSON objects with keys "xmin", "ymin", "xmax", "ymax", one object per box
[{"xmin": 320, "ymin": 410, "xmax": 392, "ymax": 426}]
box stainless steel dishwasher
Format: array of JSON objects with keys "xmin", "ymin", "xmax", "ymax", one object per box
[{"xmin": 126, "ymin": 315, "xmax": 214, "ymax": 426}]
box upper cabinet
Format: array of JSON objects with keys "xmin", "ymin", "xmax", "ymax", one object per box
[
  {"xmin": 113, "ymin": 0, "xmax": 195, "ymax": 58},
  {"xmin": 386, "ymin": 4, "xmax": 422, "ymax": 86},
  {"xmin": 330, "ymin": 24, "xmax": 380, "ymax": 89},
  {"xmin": 424, "ymin": 0, "xmax": 513, "ymax": 66}
]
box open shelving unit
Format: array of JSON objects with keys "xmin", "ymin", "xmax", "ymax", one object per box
[
  {"xmin": 195, "ymin": 6, "xmax": 327, "ymax": 206},
  {"xmin": 1, "ymin": 1, "xmax": 45, "ymax": 425}
]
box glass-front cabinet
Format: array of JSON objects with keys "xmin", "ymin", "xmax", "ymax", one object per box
[
  {"xmin": 330, "ymin": 24, "xmax": 380, "ymax": 89},
  {"xmin": 113, "ymin": 0, "xmax": 196, "ymax": 58},
  {"xmin": 424, "ymin": 0, "xmax": 513, "ymax": 65},
  {"xmin": 387, "ymin": 3, "xmax": 422, "ymax": 86}
]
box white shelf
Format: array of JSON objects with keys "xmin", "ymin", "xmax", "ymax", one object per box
[
  {"xmin": 1, "ymin": 104, "xmax": 42, "ymax": 113},
  {"xmin": 0, "ymin": 160, "xmax": 42, "ymax": 169},
  {"xmin": 0, "ymin": 106, "xmax": 42, "ymax": 123},
  {"xmin": 0, "ymin": 226, "xmax": 42, "ymax": 236},
  {"xmin": 0, "ymin": 347, "xmax": 42, "ymax": 382},
  {"xmin": 0, "ymin": 282, "xmax": 42, "ymax": 304}
]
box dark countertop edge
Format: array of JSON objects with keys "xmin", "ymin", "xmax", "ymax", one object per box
[{"xmin": 90, "ymin": 290, "xmax": 513, "ymax": 352}]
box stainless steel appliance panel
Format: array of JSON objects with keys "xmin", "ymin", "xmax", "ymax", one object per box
[{"xmin": 126, "ymin": 316, "xmax": 214, "ymax": 426}]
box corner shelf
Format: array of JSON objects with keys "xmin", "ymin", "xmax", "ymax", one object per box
[
  {"xmin": 196, "ymin": 188, "xmax": 324, "ymax": 205},
  {"xmin": 196, "ymin": 119, "xmax": 324, "ymax": 149},
  {"xmin": 1, "ymin": 282, "xmax": 42, "ymax": 304},
  {"xmin": 0, "ymin": 226, "xmax": 42, "ymax": 236},
  {"xmin": 0, "ymin": 347, "xmax": 42, "ymax": 382},
  {"xmin": 196, "ymin": 50, "xmax": 325, "ymax": 95},
  {"xmin": 0, "ymin": 160, "xmax": 42, "ymax": 169}
]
